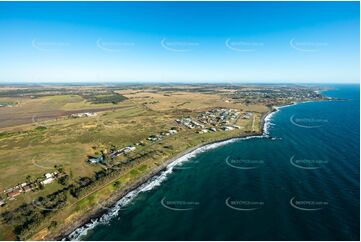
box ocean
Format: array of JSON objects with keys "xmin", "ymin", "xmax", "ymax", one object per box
[{"xmin": 69, "ymin": 84, "xmax": 359, "ymax": 241}]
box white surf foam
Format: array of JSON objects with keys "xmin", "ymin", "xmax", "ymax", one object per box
[
  {"xmin": 65, "ymin": 103, "xmax": 297, "ymax": 240},
  {"xmin": 65, "ymin": 138, "xmax": 247, "ymax": 240},
  {"xmin": 263, "ymin": 103, "xmax": 297, "ymax": 136}
]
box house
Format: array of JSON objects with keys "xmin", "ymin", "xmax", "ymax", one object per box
[
  {"xmin": 241, "ymin": 112, "xmax": 252, "ymax": 119},
  {"xmin": 52, "ymin": 171, "xmax": 59, "ymax": 178},
  {"xmin": 79, "ymin": 177, "xmax": 92, "ymax": 187},
  {"xmin": 147, "ymin": 135, "xmax": 159, "ymax": 141},
  {"xmin": 87, "ymin": 155, "xmax": 104, "ymax": 164},
  {"xmin": 7, "ymin": 189, "xmax": 21, "ymax": 198},
  {"xmin": 123, "ymin": 146, "xmax": 136, "ymax": 153},
  {"xmin": 109, "ymin": 146, "xmax": 136, "ymax": 158},
  {"xmin": 198, "ymin": 129, "xmax": 209, "ymax": 134},
  {"xmin": 221, "ymin": 126, "xmax": 235, "ymax": 131},
  {"xmin": 41, "ymin": 178, "xmax": 54, "ymax": 185},
  {"xmin": 22, "ymin": 185, "xmax": 32, "ymax": 192},
  {"xmin": 45, "ymin": 173, "xmax": 53, "ymax": 179},
  {"xmin": 41, "ymin": 175, "xmax": 55, "ymax": 185},
  {"xmin": 41, "ymin": 171, "xmax": 60, "ymax": 185},
  {"xmin": 21, "ymin": 182, "xmax": 32, "ymax": 192},
  {"xmin": 109, "ymin": 149, "xmax": 123, "ymax": 158},
  {"xmin": 4, "ymin": 188, "xmax": 12, "ymax": 193}
]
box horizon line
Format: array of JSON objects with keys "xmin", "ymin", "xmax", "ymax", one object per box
[{"xmin": 0, "ymin": 81, "xmax": 359, "ymax": 85}]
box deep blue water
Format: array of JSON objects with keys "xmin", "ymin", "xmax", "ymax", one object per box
[{"xmin": 77, "ymin": 84, "xmax": 359, "ymax": 241}]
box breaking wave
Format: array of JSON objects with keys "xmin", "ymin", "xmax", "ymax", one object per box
[
  {"xmin": 65, "ymin": 103, "xmax": 296, "ymax": 240},
  {"xmin": 263, "ymin": 103, "xmax": 297, "ymax": 136},
  {"xmin": 65, "ymin": 138, "xmax": 242, "ymax": 240}
]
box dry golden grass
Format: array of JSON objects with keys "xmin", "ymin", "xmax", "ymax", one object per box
[
  {"xmin": 118, "ymin": 90, "xmax": 268, "ymax": 113},
  {"xmin": 0, "ymin": 95, "xmax": 130, "ymax": 129},
  {"xmin": 0, "ymin": 85, "xmax": 270, "ymax": 240}
]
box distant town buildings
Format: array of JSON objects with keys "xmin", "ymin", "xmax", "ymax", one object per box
[
  {"xmin": 241, "ymin": 112, "xmax": 252, "ymax": 119},
  {"xmin": 221, "ymin": 126, "xmax": 235, "ymax": 131},
  {"xmin": 176, "ymin": 108, "xmax": 246, "ymax": 133},
  {"xmin": 228, "ymin": 87, "xmax": 324, "ymax": 105},
  {"xmin": 176, "ymin": 117, "xmax": 205, "ymax": 129}
]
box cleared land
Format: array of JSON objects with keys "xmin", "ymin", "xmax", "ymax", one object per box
[{"xmin": 0, "ymin": 94, "xmax": 127, "ymax": 129}]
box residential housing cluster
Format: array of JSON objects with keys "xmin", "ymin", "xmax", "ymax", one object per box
[
  {"xmin": 228, "ymin": 87, "xmax": 326, "ymax": 105},
  {"xmin": 0, "ymin": 171, "xmax": 62, "ymax": 206},
  {"xmin": 176, "ymin": 108, "xmax": 247, "ymax": 133},
  {"xmin": 146, "ymin": 128, "xmax": 178, "ymax": 142},
  {"xmin": 87, "ymin": 128, "xmax": 179, "ymax": 166},
  {"xmin": 87, "ymin": 145, "xmax": 137, "ymax": 164}
]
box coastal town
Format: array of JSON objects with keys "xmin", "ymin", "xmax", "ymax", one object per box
[
  {"xmin": 224, "ymin": 85, "xmax": 329, "ymax": 105},
  {"xmin": 176, "ymin": 108, "xmax": 250, "ymax": 133},
  {"xmin": 0, "ymin": 1, "xmax": 357, "ymax": 240},
  {"xmin": 0, "ymin": 83, "xmax": 329, "ymax": 240},
  {"xmin": 0, "ymin": 106, "xmax": 256, "ymax": 207}
]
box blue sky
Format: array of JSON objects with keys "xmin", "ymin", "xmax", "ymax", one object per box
[{"xmin": 0, "ymin": 1, "xmax": 359, "ymax": 83}]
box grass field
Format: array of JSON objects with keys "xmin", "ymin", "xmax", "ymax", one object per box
[
  {"xmin": 0, "ymin": 94, "xmax": 129, "ymax": 129},
  {"xmin": 1, "ymin": 84, "xmax": 306, "ymax": 240}
]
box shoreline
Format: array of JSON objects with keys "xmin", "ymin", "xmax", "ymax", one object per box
[
  {"xmin": 54, "ymin": 132, "xmax": 264, "ymax": 241},
  {"xmin": 47, "ymin": 102, "xmax": 296, "ymax": 241}
]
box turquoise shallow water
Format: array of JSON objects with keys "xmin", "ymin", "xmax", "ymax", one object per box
[{"xmin": 73, "ymin": 84, "xmax": 359, "ymax": 241}]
